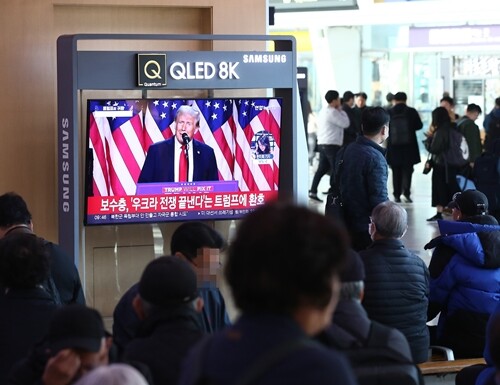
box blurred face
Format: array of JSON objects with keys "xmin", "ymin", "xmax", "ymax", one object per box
[
  {"xmin": 469, "ymin": 111, "xmax": 480, "ymax": 121},
  {"xmin": 345, "ymin": 98, "xmax": 354, "ymax": 108},
  {"xmin": 192, "ymin": 247, "xmax": 221, "ymax": 286},
  {"xmin": 440, "ymin": 100, "xmax": 453, "ymax": 112},
  {"xmin": 175, "ymin": 112, "xmax": 198, "ymax": 144},
  {"xmin": 331, "ymin": 98, "xmax": 341, "ymax": 108},
  {"xmin": 355, "ymin": 96, "xmax": 366, "ymax": 108}
]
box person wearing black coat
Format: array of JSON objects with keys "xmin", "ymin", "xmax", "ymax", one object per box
[
  {"xmin": 386, "ymin": 92, "xmax": 423, "ymax": 203},
  {"xmin": 360, "ymin": 201, "xmax": 430, "ymax": 363},
  {"xmin": 342, "ymin": 91, "xmax": 359, "ymax": 146},
  {"xmin": 338, "ymin": 107, "xmax": 390, "ymax": 251},
  {"xmin": 122, "ymin": 256, "xmax": 205, "ymax": 385},
  {"xmin": 0, "ymin": 192, "xmax": 85, "ymax": 305},
  {"xmin": 0, "ymin": 233, "xmax": 60, "ymax": 385}
]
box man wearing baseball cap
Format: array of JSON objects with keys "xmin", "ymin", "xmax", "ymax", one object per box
[
  {"xmin": 8, "ymin": 305, "xmax": 110, "ymax": 385},
  {"xmin": 425, "ymin": 189, "xmax": 500, "ymax": 358},
  {"xmin": 122, "ymin": 256, "xmax": 204, "ymax": 385}
]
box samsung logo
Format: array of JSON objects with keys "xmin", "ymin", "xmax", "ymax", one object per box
[
  {"xmin": 61, "ymin": 118, "xmax": 70, "ymax": 213},
  {"xmin": 242, "ymin": 54, "xmax": 287, "ymax": 64}
]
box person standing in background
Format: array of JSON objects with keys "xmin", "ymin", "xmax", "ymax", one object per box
[
  {"xmin": 483, "ymin": 97, "xmax": 500, "ymax": 153},
  {"xmin": 309, "ymin": 90, "xmax": 349, "ymax": 202},
  {"xmin": 342, "ymin": 91, "xmax": 358, "ymax": 147},
  {"xmin": 338, "ymin": 107, "xmax": 390, "ymax": 251},
  {"xmin": 384, "ymin": 92, "xmax": 395, "ymax": 110},
  {"xmin": 457, "ymin": 103, "xmax": 483, "ymax": 167},
  {"xmin": 353, "ymin": 92, "xmax": 369, "ymax": 135},
  {"xmin": 386, "ymin": 92, "xmax": 423, "ymax": 203},
  {"xmin": 426, "ymin": 107, "xmax": 461, "ymax": 222},
  {"xmin": 440, "ymin": 95, "xmax": 459, "ymax": 122}
]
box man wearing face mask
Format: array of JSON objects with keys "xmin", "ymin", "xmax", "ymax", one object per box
[
  {"xmin": 336, "ymin": 107, "xmax": 390, "ymax": 251},
  {"xmin": 360, "ymin": 201, "xmax": 430, "ymax": 364},
  {"xmin": 138, "ymin": 105, "xmax": 219, "ymax": 183}
]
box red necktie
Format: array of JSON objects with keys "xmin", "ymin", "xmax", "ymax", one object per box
[{"xmin": 179, "ymin": 145, "xmax": 187, "ymax": 182}]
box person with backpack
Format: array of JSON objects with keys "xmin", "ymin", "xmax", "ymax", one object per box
[
  {"xmin": 426, "ymin": 107, "xmax": 463, "ymax": 221},
  {"xmin": 483, "ymin": 97, "xmax": 500, "ymax": 153},
  {"xmin": 318, "ymin": 249, "xmax": 423, "ymax": 385},
  {"xmin": 457, "ymin": 103, "xmax": 483, "ymax": 166},
  {"xmin": 386, "ymin": 92, "xmax": 423, "ymax": 203}
]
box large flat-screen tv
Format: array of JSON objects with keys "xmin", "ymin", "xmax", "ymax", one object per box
[{"xmin": 84, "ymin": 98, "xmax": 282, "ymax": 225}]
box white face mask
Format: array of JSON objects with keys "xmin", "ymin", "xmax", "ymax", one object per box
[{"xmin": 369, "ymin": 221, "xmax": 376, "ymax": 241}]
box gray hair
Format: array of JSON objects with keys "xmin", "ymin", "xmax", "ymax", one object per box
[
  {"xmin": 73, "ymin": 364, "xmax": 149, "ymax": 385},
  {"xmin": 371, "ymin": 201, "xmax": 408, "ymax": 239},
  {"xmin": 175, "ymin": 105, "xmax": 200, "ymax": 126},
  {"xmin": 340, "ymin": 281, "xmax": 364, "ymax": 302}
]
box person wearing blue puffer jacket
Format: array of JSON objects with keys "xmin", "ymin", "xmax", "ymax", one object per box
[{"xmin": 425, "ymin": 189, "xmax": 500, "ymax": 359}]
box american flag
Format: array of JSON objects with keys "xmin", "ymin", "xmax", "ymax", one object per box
[{"xmin": 88, "ymin": 98, "xmax": 282, "ymax": 196}]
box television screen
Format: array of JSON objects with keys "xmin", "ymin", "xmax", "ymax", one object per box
[{"xmin": 84, "ymin": 97, "xmax": 282, "ymax": 225}]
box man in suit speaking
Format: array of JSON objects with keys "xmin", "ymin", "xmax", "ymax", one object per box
[{"xmin": 138, "ymin": 105, "xmax": 219, "ymax": 183}]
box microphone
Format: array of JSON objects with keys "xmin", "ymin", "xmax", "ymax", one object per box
[{"xmin": 181, "ymin": 133, "xmax": 190, "ymax": 145}]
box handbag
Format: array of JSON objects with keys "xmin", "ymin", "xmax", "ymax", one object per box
[
  {"xmin": 325, "ymin": 193, "xmax": 345, "ymax": 222},
  {"xmin": 423, "ymin": 154, "xmax": 433, "ymax": 175},
  {"xmin": 422, "ymin": 135, "xmax": 433, "ymax": 152},
  {"xmin": 325, "ymin": 147, "xmax": 346, "ymax": 223}
]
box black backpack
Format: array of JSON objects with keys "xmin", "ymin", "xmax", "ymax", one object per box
[
  {"xmin": 443, "ymin": 128, "xmax": 469, "ymax": 167},
  {"xmin": 323, "ymin": 321, "xmax": 424, "ymax": 385},
  {"xmin": 389, "ymin": 108, "xmax": 412, "ymax": 146}
]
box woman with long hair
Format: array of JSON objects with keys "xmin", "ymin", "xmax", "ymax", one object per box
[{"xmin": 426, "ymin": 106, "xmax": 461, "ymax": 221}]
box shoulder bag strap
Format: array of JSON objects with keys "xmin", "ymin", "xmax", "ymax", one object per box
[{"xmin": 333, "ymin": 145, "xmax": 348, "ymax": 196}]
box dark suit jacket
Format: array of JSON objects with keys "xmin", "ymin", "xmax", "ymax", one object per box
[{"xmin": 138, "ymin": 137, "xmax": 218, "ymax": 183}]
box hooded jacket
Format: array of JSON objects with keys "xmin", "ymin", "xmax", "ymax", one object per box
[{"xmin": 426, "ymin": 217, "xmax": 500, "ymax": 358}]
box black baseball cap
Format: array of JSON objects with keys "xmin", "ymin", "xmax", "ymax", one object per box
[
  {"xmin": 138, "ymin": 256, "xmax": 198, "ymax": 307},
  {"xmin": 448, "ymin": 190, "xmax": 488, "ymax": 216},
  {"xmin": 48, "ymin": 305, "xmax": 105, "ymax": 353}
]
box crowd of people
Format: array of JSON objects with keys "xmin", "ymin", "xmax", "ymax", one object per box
[{"xmin": 1, "ymin": 90, "xmax": 500, "ymax": 385}]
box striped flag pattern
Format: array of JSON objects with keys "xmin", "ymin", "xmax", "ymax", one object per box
[{"xmin": 88, "ymin": 98, "xmax": 281, "ymax": 196}]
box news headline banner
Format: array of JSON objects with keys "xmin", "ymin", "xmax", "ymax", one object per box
[
  {"xmin": 86, "ymin": 191, "xmax": 278, "ymax": 225},
  {"xmin": 77, "ymin": 51, "xmax": 295, "ymax": 90}
]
